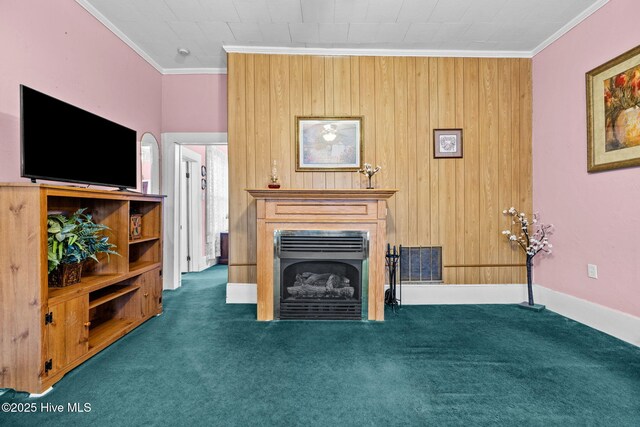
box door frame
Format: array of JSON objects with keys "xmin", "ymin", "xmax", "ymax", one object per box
[
  {"xmin": 161, "ymin": 132, "xmax": 228, "ymax": 290},
  {"xmin": 179, "ymin": 147, "xmax": 202, "ymax": 274}
]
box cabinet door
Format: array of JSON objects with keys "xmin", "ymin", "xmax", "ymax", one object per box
[
  {"xmin": 46, "ymin": 296, "xmax": 89, "ymax": 376},
  {"xmin": 142, "ymin": 270, "xmax": 162, "ymax": 317}
]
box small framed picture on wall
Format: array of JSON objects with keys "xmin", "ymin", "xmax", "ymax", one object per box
[{"xmin": 433, "ymin": 129, "xmax": 463, "ymax": 158}]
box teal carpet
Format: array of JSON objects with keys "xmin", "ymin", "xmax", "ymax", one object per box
[{"xmin": 2, "ymin": 265, "xmax": 639, "ymax": 426}]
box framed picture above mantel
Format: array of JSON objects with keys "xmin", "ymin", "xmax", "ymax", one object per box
[
  {"xmin": 587, "ymin": 44, "xmax": 640, "ymax": 172},
  {"xmin": 295, "ymin": 116, "xmax": 363, "ymax": 171}
]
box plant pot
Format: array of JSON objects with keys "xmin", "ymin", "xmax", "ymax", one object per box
[{"xmin": 48, "ymin": 262, "xmax": 83, "ymax": 287}]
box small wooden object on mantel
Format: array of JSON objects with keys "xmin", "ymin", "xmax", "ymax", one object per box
[{"xmin": 130, "ymin": 213, "xmax": 142, "ymax": 240}]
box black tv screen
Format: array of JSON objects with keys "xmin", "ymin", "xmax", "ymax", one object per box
[{"xmin": 20, "ymin": 85, "xmax": 137, "ymax": 189}]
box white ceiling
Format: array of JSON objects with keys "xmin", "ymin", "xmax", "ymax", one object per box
[{"xmin": 79, "ymin": 0, "xmax": 608, "ymax": 73}]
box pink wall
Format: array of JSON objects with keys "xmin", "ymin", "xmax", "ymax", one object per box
[
  {"xmin": 162, "ymin": 74, "xmax": 227, "ymax": 132},
  {"xmin": 532, "ymin": 0, "xmax": 640, "ymax": 317},
  {"xmin": 0, "ymin": 0, "xmax": 162, "ymax": 185}
]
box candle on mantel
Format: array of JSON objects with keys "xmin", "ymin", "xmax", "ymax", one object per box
[{"xmin": 268, "ymin": 160, "xmax": 281, "ymax": 188}]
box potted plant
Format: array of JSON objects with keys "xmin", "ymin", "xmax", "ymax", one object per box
[{"xmin": 47, "ymin": 209, "xmax": 118, "ymax": 287}]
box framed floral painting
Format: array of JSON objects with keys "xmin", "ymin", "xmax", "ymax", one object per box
[
  {"xmin": 587, "ymin": 44, "xmax": 640, "ymax": 172},
  {"xmin": 296, "ymin": 116, "xmax": 363, "ymax": 171}
]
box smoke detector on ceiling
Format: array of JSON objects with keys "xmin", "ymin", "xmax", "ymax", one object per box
[{"xmin": 177, "ymin": 48, "xmax": 190, "ymax": 56}]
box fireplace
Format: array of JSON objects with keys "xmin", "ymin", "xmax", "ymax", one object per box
[
  {"xmin": 274, "ymin": 230, "xmax": 369, "ymax": 320},
  {"xmin": 248, "ymin": 188, "xmax": 396, "ymax": 321}
]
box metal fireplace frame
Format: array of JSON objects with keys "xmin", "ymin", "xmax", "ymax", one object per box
[{"xmin": 273, "ymin": 230, "xmax": 370, "ymax": 320}]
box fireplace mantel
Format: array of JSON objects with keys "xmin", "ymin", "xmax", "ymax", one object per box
[
  {"xmin": 247, "ymin": 188, "xmax": 397, "ymax": 321},
  {"xmin": 246, "ymin": 188, "xmax": 398, "ymax": 199}
]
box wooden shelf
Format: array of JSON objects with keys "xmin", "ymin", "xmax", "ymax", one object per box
[
  {"xmin": 48, "ymin": 263, "xmax": 160, "ymax": 305},
  {"xmin": 48, "ymin": 274, "xmax": 122, "ymax": 305},
  {"xmin": 129, "ymin": 260, "xmax": 161, "ymax": 275},
  {"xmin": 129, "ymin": 236, "xmax": 160, "ymax": 245},
  {"xmin": 89, "ymin": 284, "xmax": 140, "ymax": 309},
  {"xmin": 89, "ymin": 318, "xmax": 135, "ymax": 350}
]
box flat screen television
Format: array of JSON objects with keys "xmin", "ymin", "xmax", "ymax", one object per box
[{"xmin": 20, "ymin": 85, "xmax": 138, "ymax": 189}]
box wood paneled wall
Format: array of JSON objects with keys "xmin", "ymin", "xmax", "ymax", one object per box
[{"xmin": 228, "ymin": 53, "xmax": 532, "ymax": 285}]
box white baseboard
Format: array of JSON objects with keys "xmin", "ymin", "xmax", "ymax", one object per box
[
  {"xmin": 225, "ymin": 281, "xmax": 639, "ymax": 346},
  {"xmin": 226, "ymin": 283, "xmax": 257, "ymax": 304},
  {"xmin": 535, "ymin": 285, "xmax": 640, "ymax": 347},
  {"xmin": 226, "ymin": 283, "xmax": 527, "ymax": 305},
  {"xmin": 387, "ymin": 283, "xmax": 528, "ymax": 305},
  {"xmin": 191, "ymin": 258, "xmax": 217, "ymax": 273},
  {"xmin": 29, "ymin": 387, "xmax": 53, "ymax": 398}
]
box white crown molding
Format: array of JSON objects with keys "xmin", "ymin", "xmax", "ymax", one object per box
[
  {"xmin": 76, "ymin": 1, "xmax": 228, "ymax": 75},
  {"xmin": 531, "ymin": 0, "xmax": 610, "ymax": 56},
  {"xmin": 75, "ymin": 0, "xmax": 164, "ymax": 73},
  {"xmin": 163, "ymin": 68, "xmax": 228, "ymax": 75},
  {"xmin": 78, "ymin": 0, "xmax": 609, "ymax": 73},
  {"xmin": 223, "ymin": 45, "xmax": 531, "ymax": 58}
]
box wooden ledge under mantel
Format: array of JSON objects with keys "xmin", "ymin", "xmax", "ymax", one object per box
[
  {"xmin": 246, "ymin": 188, "xmax": 398, "ymax": 200},
  {"xmin": 246, "ymin": 188, "xmax": 397, "ymax": 321}
]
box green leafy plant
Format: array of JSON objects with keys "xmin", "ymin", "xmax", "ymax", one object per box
[{"xmin": 47, "ymin": 209, "xmax": 119, "ymax": 274}]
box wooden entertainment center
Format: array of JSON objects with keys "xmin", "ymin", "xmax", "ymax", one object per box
[{"xmin": 0, "ymin": 184, "xmax": 163, "ymax": 394}]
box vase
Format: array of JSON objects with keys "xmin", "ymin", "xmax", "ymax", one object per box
[
  {"xmin": 48, "ymin": 262, "xmax": 83, "ymax": 287},
  {"xmin": 518, "ymin": 255, "xmax": 545, "ymax": 311},
  {"xmin": 613, "ymin": 106, "xmax": 640, "ymax": 148},
  {"xmin": 525, "ymin": 255, "xmax": 534, "ymax": 306}
]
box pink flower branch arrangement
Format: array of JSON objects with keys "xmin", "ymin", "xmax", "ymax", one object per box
[{"xmin": 502, "ymin": 207, "xmax": 554, "ymax": 309}]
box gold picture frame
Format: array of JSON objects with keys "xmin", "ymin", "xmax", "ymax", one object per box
[
  {"xmin": 587, "ymin": 44, "xmax": 640, "ymax": 172},
  {"xmin": 295, "ymin": 116, "xmax": 363, "ymax": 171}
]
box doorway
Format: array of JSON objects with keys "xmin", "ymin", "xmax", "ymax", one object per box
[{"xmin": 161, "ymin": 133, "xmax": 229, "ymax": 290}]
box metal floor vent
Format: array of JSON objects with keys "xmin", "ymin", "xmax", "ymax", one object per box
[{"xmin": 400, "ymin": 247, "xmax": 442, "ymax": 282}]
